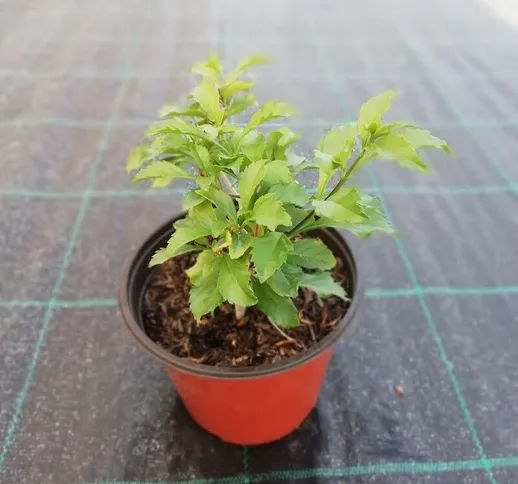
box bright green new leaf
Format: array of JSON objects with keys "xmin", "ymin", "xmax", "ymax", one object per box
[
  {"xmin": 312, "ymin": 187, "xmax": 365, "ymax": 224},
  {"xmin": 251, "ymin": 194, "xmax": 292, "ymax": 231},
  {"xmin": 148, "ymin": 244, "xmax": 201, "ymax": 268},
  {"xmin": 318, "ymin": 125, "xmax": 357, "ymax": 160},
  {"xmin": 227, "ymin": 94, "xmax": 257, "ymax": 117},
  {"xmin": 132, "ymin": 161, "xmax": 192, "ymax": 187},
  {"xmin": 147, "ymin": 118, "xmax": 212, "ymax": 141},
  {"xmin": 251, "ymin": 232, "xmax": 293, "ymax": 282},
  {"xmin": 358, "ymin": 90, "xmax": 397, "ymax": 128},
  {"xmin": 266, "ymin": 263, "xmax": 303, "ymax": 297},
  {"xmin": 189, "ymin": 144, "xmax": 212, "ymax": 173},
  {"xmin": 300, "ymin": 271, "xmax": 347, "ymax": 299},
  {"xmin": 252, "ymin": 279, "xmax": 299, "ymax": 328},
  {"xmin": 268, "ymin": 183, "xmax": 310, "ymax": 206},
  {"xmin": 244, "ymin": 102, "xmax": 296, "ymax": 134},
  {"xmin": 372, "ymin": 132, "xmax": 430, "ymax": 172},
  {"xmin": 287, "ymin": 238, "xmax": 336, "ymax": 270},
  {"xmin": 159, "ymin": 103, "xmax": 205, "ymax": 118},
  {"xmin": 286, "ymin": 151, "xmax": 305, "ymax": 167},
  {"xmin": 227, "ymin": 53, "xmax": 270, "ymax": 83},
  {"xmin": 196, "ymin": 187, "xmax": 237, "ymax": 221},
  {"xmin": 227, "ymin": 231, "xmax": 253, "ymax": 259},
  {"xmin": 182, "ymin": 190, "xmax": 205, "ymax": 211},
  {"xmin": 218, "ymin": 254, "xmax": 257, "ymax": 306},
  {"xmin": 198, "ymin": 124, "xmax": 219, "ymax": 140},
  {"xmin": 195, "ymin": 175, "xmax": 216, "ymax": 190},
  {"xmin": 220, "ymin": 80, "xmax": 254, "ymax": 101},
  {"xmin": 263, "ymin": 160, "xmax": 293, "ymax": 185},
  {"xmin": 191, "ymin": 52, "xmax": 223, "ymax": 78},
  {"xmin": 151, "ymin": 134, "xmax": 186, "ymax": 156},
  {"xmin": 126, "ymin": 145, "xmax": 154, "ymax": 173},
  {"xmin": 238, "ymin": 159, "xmax": 267, "ymax": 208},
  {"xmin": 192, "ymin": 82, "xmax": 224, "ymax": 125},
  {"xmin": 403, "ymin": 128, "xmax": 452, "ymax": 153}
]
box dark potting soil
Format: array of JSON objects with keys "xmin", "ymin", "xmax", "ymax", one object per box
[{"xmin": 142, "ymin": 250, "xmax": 349, "ymax": 367}]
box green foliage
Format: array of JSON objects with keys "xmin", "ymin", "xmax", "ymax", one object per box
[{"xmin": 126, "ymin": 53, "xmax": 452, "ymax": 328}]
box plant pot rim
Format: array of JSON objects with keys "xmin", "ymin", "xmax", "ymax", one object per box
[{"xmin": 119, "ymin": 214, "xmax": 363, "ymax": 380}]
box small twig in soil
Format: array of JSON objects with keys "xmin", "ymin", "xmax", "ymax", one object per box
[{"xmin": 268, "ymin": 318, "xmax": 301, "ymax": 347}]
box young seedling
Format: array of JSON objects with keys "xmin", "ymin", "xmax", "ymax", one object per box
[{"xmin": 127, "ymin": 53, "xmax": 451, "ymax": 329}]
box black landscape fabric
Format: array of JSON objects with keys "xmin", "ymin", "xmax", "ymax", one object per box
[{"xmin": 1, "ymin": 0, "xmax": 518, "ymax": 483}]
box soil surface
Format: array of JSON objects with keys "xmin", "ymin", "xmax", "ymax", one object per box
[{"xmin": 142, "ymin": 250, "xmax": 349, "ymax": 367}]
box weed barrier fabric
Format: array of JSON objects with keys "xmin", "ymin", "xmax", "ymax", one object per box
[{"xmin": 1, "ymin": 0, "xmax": 518, "ymax": 482}]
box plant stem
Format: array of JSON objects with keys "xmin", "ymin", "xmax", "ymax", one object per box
[
  {"xmin": 219, "ymin": 172, "xmax": 239, "ymax": 195},
  {"xmin": 235, "ymin": 304, "xmax": 246, "ymax": 320},
  {"xmin": 287, "ymin": 151, "xmax": 365, "ymax": 237}
]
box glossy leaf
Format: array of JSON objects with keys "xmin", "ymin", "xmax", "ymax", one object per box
[
  {"xmin": 253, "ymin": 279, "xmax": 299, "ymax": 328},
  {"xmin": 312, "ymin": 187, "xmax": 365, "ymax": 224},
  {"xmin": 192, "ymin": 82, "xmax": 224, "ymax": 125},
  {"xmin": 372, "ymin": 132, "xmax": 430, "ymax": 172},
  {"xmin": 244, "ymin": 101, "xmax": 296, "ymax": 134},
  {"xmin": 266, "ymin": 263, "xmax": 303, "ymax": 297},
  {"xmin": 148, "ymin": 244, "xmax": 201, "ymax": 268},
  {"xmin": 358, "ymin": 90, "xmax": 397, "ymax": 127},
  {"xmin": 251, "ymin": 232, "xmax": 293, "ymax": 282},
  {"xmin": 287, "ymin": 238, "xmax": 335, "ymax": 270},
  {"xmin": 238, "ymin": 159, "xmax": 266, "ymax": 209},
  {"xmin": 132, "ymin": 161, "xmax": 192, "ymax": 187},
  {"xmin": 300, "ymin": 271, "xmax": 347, "ymax": 299},
  {"xmin": 268, "ymin": 183, "xmax": 310, "ymax": 206},
  {"xmin": 218, "ymin": 254, "xmax": 257, "ymax": 306},
  {"xmin": 227, "ymin": 232, "xmax": 253, "ymax": 259}
]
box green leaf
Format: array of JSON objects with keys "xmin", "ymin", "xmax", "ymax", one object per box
[
  {"xmin": 191, "ymin": 52, "xmax": 223, "ymax": 79},
  {"xmin": 227, "ymin": 53, "xmax": 270, "ymax": 83},
  {"xmin": 195, "ymin": 175, "xmax": 216, "ymax": 190},
  {"xmin": 190, "ymin": 201, "xmax": 228, "ymax": 236},
  {"xmin": 159, "ymin": 103, "xmax": 205, "ymax": 118},
  {"xmin": 220, "ymin": 80, "xmax": 254, "ymax": 101},
  {"xmin": 403, "ymin": 128, "xmax": 452, "ymax": 153},
  {"xmin": 359, "ymin": 90, "xmax": 397, "ymax": 128},
  {"xmin": 318, "ymin": 124, "xmax": 357, "ymax": 160},
  {"xmin": 182, "ymin": 190, "xmax": 205, "ymax": 211},
  {"xmin": 314, "ymin": 150, "xmax": 336, "ymax": 199},
  {"xmin": 300, "ymin": 272, "xmax": 346, "ymax": 299},
  {"xmin": 345, "ymin": 195, "xmax": 395, "ymax": 238},
  {"xmin": 287, "ymin": 238, "xmax": 335, "ymax": 270},
  {"xmin": 238, "ymin": 159, "xmax": 267, "ymax": 209},
  {"xmin": 252, "ymin": 279, "xmax": 299, "ymax": 328},
  {"xmin": 165, "ymin": 217, "xmax": 213, "ymax": 255},
  {"xmin": 268, "ymin": 183, "xmax": 310, "ymax": 206},
  {"xmin": 126, "ymin": 145, "xmax": 153, "ymax": 173},
  {"xmin": 196, "ymin": 187, "xmax": 237, "ymax": 221},
  {"xmin": 186, "ymin": 249, "xmax": 218, "ymax": 285},
  {"xmin": 286, "ymin": 151, "xmax": 305, "ymax": 167},
  {"xmin": 241, "ymin": 131, "xmax": 266, "ymax": 162},
  {"xmin": 227, "ymin": 94, "xmax": 257, "ymax": 117},
  {"xmin": 227, "ymin": 232, "xmax": 253, "ymax": 259},
  {"xmin": 251, "ymin": 194, "xmax": 292, "ymax": 231},
  {"xmin": 148, "ymin": 244, "xmax": 200, "ymax": 268},
  {"xmin": 192, "ymin": 82, "xmax": 224, "ymax": 125},
  {"xmin": 147, "ymin": 118, "xmax": 212, "ymax": 141},
  {"xmin": 263, "ymin": 160, "xmax": 293, "ymax": 185},
  {"xmin": 189, "ymin": 253, "xmax": 224, "ymax": 321},
  {"xmin": 150, "ymin": 134, "xmax": 186, "ymax": 156},
  {"xmin": 245, "ymin": 101, "xmax": 296, "ymax": 134},
  {"xmin": 265, "ymin": 128, "xmax": 299, "ymax": 160},
  {"xmin": 312, "ymin": 187, "xmax": 364, "ymax": 224},
  {"xmin": 189, "ymin": 144, "xmax": 212, "ymax": 173},
  {"xmin": 132, "ymin": 161, "xmax": 192, "ymax": 188},
  {"xmin": 371, "ymin": 132, "xmax": 430, "ymax": 172},
  {"xmin": 266, "ymin": 264, "xmax": 303, "ymax": 297},
  {"xmin": 198, "ymin": 124, "xmax": 219, "ymax": 140},
  {"xmin": 251, "ymin": 232, "xmax": 293, "ymax": 282},
  {"xmin": 218, "ymin": 254, "xmax": 257, "ymax": 306}
]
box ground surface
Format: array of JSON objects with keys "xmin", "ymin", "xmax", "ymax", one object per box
[{"xmin": 1, "ymin": 0, "xmax": 518, "ymax": 483}]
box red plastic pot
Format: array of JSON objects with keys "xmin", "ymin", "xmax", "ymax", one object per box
[{"xmin": 119, "ymin": 215, "xmax": 362, "ymax": 445}]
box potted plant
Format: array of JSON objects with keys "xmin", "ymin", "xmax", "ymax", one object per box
[{"xmin": 119, "ymin": 53, "xmax": 451, "ymax": 445}]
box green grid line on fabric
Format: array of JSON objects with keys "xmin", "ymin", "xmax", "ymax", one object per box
[
  {"xmin": 0, "ymin": 3, "xmax": 156, "ymax": 472},
  {"xmin": 309, "ymin": 19, "xmax": 497, "ymax": 483},
  {"xmin": 1, "ymin": 117, "xmax": 517, "ymax": 129},
  {"xmin": 1, "ymin": 285, "xmax": 518, "ymax": 310},
  {"xmin": 3, "ymin": 67, "xmax": 518, "ymax": 81},
  {"xmin": 57, "ymin": 455, "xmax": 518, "ymax": 482},
  {"xmin": 1, "ymin": 184, "xmax": 517, "ymax": 199}
]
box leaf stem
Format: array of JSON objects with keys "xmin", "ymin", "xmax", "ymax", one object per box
[
  {"xmin": 287, "ymin": 150, "xmax": 365, "ymax": 237},
  {"xmin": 219, "ymin": 172, "xmax": 239, "ymax": 195}
]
